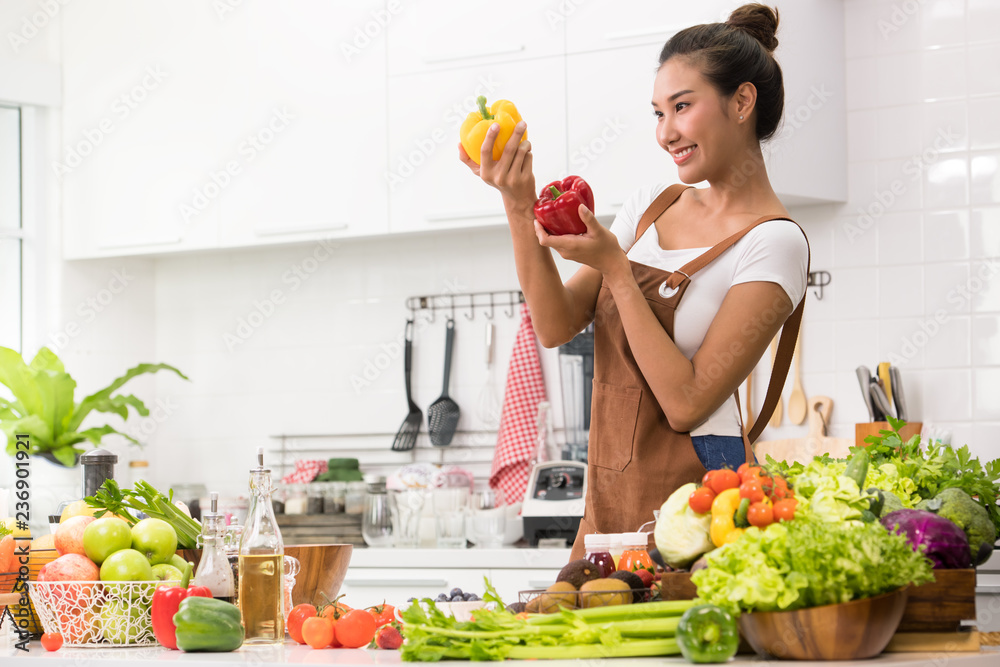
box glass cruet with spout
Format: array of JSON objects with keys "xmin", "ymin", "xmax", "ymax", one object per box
[
  {"xmin": 193, "ymin": 491, "xmax": 235, "ymax": 603},
  {"xmin": 238, "ymin": 447, "xmax": 285, "ymax": 644}
]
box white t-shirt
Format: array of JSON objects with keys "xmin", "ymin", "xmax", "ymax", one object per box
[{"xmin": 609, "ymin": 183, "xmax": 809, "ymax": 438}]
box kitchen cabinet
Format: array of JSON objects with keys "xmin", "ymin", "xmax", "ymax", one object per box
[
  {"xmin": 385, "ymin": 0, "xmax": 564, "ymax": 77},
  {"xmin": 61, "ymin": 0, "xmax": 230, "ymax": 258},
  {"xmin": 565, "ymin": 0, "xmax": 846, "ymax": 209},
  {"xmin": 386, "ymin": 57, "xmax": 568, "ymax": 234},
  {"xmin": 219, "ymin": 0, "xmax": 388, "ymax": 245}
]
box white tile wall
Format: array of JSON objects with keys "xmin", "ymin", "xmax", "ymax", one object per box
[{"xmin": 49, "ymin": 0, "xmax": 1000, "ymax": 492}]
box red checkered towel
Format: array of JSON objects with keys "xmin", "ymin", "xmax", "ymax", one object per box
[
  {"xmin": 490, "ymin": 304, "xmax": 547, "ymax": 505},
  {"xmin": 282, "ymin": 459, "xmax": 328, "ymax": 484}
]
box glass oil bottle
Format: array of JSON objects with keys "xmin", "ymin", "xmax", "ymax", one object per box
[
  {"xmin": 238, "ymin": 447, "xmax": 285, "ymax": 644},
  {"xmin": 194, "ymin": 492, "xmax": 235, "ymax": 604}
]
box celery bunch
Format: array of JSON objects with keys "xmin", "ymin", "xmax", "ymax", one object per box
[
  {"xmin": 400, "ymin": 579, "xmax": 695, "ymax": 662},
  {"xmin": 85, "ymin": 479, "xmax": 202, "ymax": 549}
]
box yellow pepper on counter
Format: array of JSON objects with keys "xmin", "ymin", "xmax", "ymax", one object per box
[
  {"xmin": 710, "ymin": 488, "xmax": 749, "ymax": 547},
  {"xmin": 460, "ymin": 96, "xmax": 526, "ymax": 164}
]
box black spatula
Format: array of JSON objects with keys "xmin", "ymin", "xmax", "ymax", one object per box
[
  {"xmin": 427, "ymin": 318, "xmax": 460, "ymax": 446},
  {"xmin": 391, "ymin": 320, "xmax": 421, "ymax": 451}
]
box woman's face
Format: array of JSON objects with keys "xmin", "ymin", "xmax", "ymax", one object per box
[{"xmin": 652, "ymin": 57, "xmax": 747, "ymax": 185}]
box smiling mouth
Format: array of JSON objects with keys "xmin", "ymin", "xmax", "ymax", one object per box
[{"xmin": 672, "ymin": 145, "xmax": 696, "ymax": 158}]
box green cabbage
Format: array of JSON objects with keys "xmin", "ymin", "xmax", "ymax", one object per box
[{"xmin": 654, "ymin": 483, "xmax": 713, "ymax": 569}]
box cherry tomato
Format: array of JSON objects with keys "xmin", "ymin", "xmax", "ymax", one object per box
[
  {"xmin": 367, "ymin": 602, "xmax": 397, "ymax": 628},
  {"xmin": 747, "ymin": 500, "xmax": 774, "ymax": 527},
  {"xmin": 321, "ymin": 598, "xmax": 353, "ymax": 620},
  {"xmin": 302, "ymin": 616, "xmax": 335, "ymax": 649},
  {"xmin": 688, "ymin": 486, "xmax": 716, "ymax": 514},
  {"xmin": 770, "ymin": 477, "xmax": 791, "ymax": 500},
  {"xmin": 335, "ymin": 608, "xmax": 378, "ymax": 649},
  {"xmin": 736, "ymin": 462, "xmax": 752, "ymax": 483},
  {"xmin": 773, "ymin": 497, "xmax": 798, "ymax": 522},
  {"xmin": 739, "ymin": 479, "xmax": 766, "ymax": 503},
  {"xmin": 703, "ymin": 469, "xmax": 740, "ymax": 494},
  {"xmin": 40, "ymin": 633, "xmax": 63, "ymax": 652},
  {"xmin": 287, "ymin": 603, "xmax": 318, "ymax": 644}
]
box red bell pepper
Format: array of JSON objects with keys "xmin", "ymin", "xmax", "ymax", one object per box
[
  {"xmin": 151, "ymin": 560, "xmax": 212, "ymax": 650},
  {"xmin": 533, "ymin": 176, "xmax": 594, "ymax": 236}
]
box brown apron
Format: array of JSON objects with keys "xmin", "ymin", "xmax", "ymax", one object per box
[{"xmin": 569, "ymin": 184, "xmax": 810, "ymax": 560}]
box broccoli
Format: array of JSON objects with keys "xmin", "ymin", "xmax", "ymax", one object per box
[
  {"xmin": 916, "ymin": 488, "xmax": 997, "ymax": 566},
  {"xmin": 880, "ymin": 490, "xmax": 905, "ymax": 517}
]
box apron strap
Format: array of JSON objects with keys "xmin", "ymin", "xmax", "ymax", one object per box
[{"xmin": 634, "ymin": 184, "xmax": 690, "ymax": 242}]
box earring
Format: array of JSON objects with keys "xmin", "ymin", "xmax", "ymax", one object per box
[{"xmin": 739, "ymin": 115, "xmax": 744, "ymax": 120}]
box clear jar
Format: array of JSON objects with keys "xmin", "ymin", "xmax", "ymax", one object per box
[
  {"xmin": 238, "ymin": 449, "xmax": 285, "ymax": 645},
  {"xmin": 345, "ymin": 481, "xmax": 366, "ymax": 515},
  {"xmin": 284, "ymin": 484, "xmax": 308, "ymax": 515},
  {"xmin": 306, "ymin": 483, "xmax": 325, "ymax": 515},
  {"xmin": 324, "ymin": 482, "xmax": 345, "ymax": 514},
  {"xmin": 361, "ymin": 479, "xmax": 393, "ymax": 547}
]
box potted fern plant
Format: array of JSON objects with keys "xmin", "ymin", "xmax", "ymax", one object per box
[{"xmin": 0, "ymin": 346, "xmax": 188, "ymax": 467}]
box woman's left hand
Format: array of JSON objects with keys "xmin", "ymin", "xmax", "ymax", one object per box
[{"xmin": 534, "ymin": 205, "xmax": 628, "ymax": 279}]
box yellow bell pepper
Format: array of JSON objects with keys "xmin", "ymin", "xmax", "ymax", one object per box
[
  {"xmin": 710, "ymin": 488, "xmax": 746, "ymax": 547},
  {"xmin": 460, "ymin": 95, "xmax": 526, "ymax": 165}
]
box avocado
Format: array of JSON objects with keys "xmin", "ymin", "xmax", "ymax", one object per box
[
  {"xmin": 505, "ymin": 601, "xmax": 527, "ymax": 614},
  {"xmin": 555, "ymin": 559, "xmax": 601, "ymax": 589},
  {"xmin": 608, "ymin": 570, "xmax": 645, "ymax": 603},
  {"xmin": 525, "ymin": 596, "xmax": 541, "ymax": 613}
]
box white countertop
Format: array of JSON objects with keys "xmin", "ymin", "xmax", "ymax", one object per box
[
  {"xmin": 3, "ymin": 641, "xmax": 999, "ymax": 666},
  {"xmin": 348, "ymin": 548, "xmax": 572, "ymax": 570}
]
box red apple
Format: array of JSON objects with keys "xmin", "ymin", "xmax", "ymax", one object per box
[
  {"xmin": 37, "ymin": 553, "xmax": 100, "ymax": 607},
  {"xmin": 55, "ymin": 515, "xmax": 96, "ymax": 556}
]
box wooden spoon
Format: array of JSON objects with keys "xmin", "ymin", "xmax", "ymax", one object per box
[
  {"xmin": 768, "ymin": 335, "xmax": 783, "ymax": 428},
  {"xmin": 787, "ymin": 329, "xmax": 807, "ymax": 425}
]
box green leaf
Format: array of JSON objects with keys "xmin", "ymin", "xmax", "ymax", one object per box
[
  {"xmin": 0, "ymin": 396, "xmax": 21, "ymax": 421},
  {"xmin": 34, "ymin": 369, "xmax": 77, "ymax": 442},
  {"xmin": 50, "ymin": 445, "xmax": 82, "ymax": 467},
  {"xmin": 0, "ymin": 346, "xmax": 44, "ymax": 417},
  {"xmin": 77, "ymin": 424, "xmax": 140, "ymax": 446},
  {"xmin": 83, "ymin": 393, "xmax": 150, "ymax": 420},
  {"xmin": 2, "ymin": 414, "xmax": 54, "ymax": 455},
  {"xmin": 68, "ymin": 362, "xmax": 188, "ymax": 432},
  {"xmin": 28, "ymin": 347, "xmax": 65, "ymax": 374}
]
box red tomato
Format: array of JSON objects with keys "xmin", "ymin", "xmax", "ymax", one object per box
[
  {"xmin": 688, "ymin": 486, "xmax": 716, "ymax": 514},
  {"xmin": 747, "ymin": 500, "xmax": 774, "ymax": 527},
  {"xmin": 335, "ymin": 609, "xmax": 377, "ymax": 649},
  {"xmin": 302, "ymin": 616, "xmax": 335, "ymax": 649},
  {"xmin": 703, "ymin": 469, "xmax": 739, "ymax": 495},
  {"xmin": 773, "ymin": 498, "xmax": 798, "ymax": 522},
  {"xmin": 287, "ymin": 603, "xmax": 318, "ymax": 644},
  {"xmin": 321, "ymin": 598, "xmax": 353, "ymax": 620},
  {"xmin": 736, "ymin": 462, "xmax": 752, "ymax": 483},
  {"xmin": 770, "ymin": 477, "xmax": 791, "ymax": 500},
  {"xmin": 41, "ymin": 633, "xmax": 63, "ymax": 652},
  {"xmin": 367, "ymin": 602, "xmax": 397, "ymax": 628},
  {"xmin": 739, "ymin": 479, "xmax": 766, "ymax": 503}
]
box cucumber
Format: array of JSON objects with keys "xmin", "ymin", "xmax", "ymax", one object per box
[{"xmin": 844, "ymin": 448, "xmax": 870, "ymax": 489}]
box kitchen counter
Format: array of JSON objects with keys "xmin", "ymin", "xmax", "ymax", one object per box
[
  {"xmin": 348, "ymin": 548, "xmax": 572, "ymax": 570},
  {"xmin": 3, "ymin": 641, "xmax": 998, "ymax": 666}
]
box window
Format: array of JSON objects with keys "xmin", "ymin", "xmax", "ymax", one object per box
[{"xmin": 0, "ymin": 106, "xmax": 21, "ymax": 352}]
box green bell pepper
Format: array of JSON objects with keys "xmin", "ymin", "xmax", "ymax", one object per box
[
  {"xmin": 173, "ymin": 596, "xmax": 244, "ymax": 652},
  {"xmin": 676, "ymin": 604, "xmax": 739, "ymax": 664}
]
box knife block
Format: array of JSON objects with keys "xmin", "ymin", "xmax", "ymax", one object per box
[{"xmin": 855, "ymin": 422, "xmax": 922, "ymax": 447}]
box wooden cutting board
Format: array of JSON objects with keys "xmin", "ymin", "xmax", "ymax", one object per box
[{"xmin": 755, "ymin": 396, "xmax": 854, "ymax": 464}]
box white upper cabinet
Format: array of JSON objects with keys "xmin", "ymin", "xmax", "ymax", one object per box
[
  {"xmin": 219, "ymin": 0, "xmax": 388, "ymax": 246},
  {"xmin": 386, "ymin": 57, "xmax": 568, "ymax": 234},
  {"xmin": 61, "ymin": 1, "xmax": 230, "ymax": 258},
  {"xmin": 565, "ymin": 1, "xmax": 725, "ymax": 54},
  {"xmin": 386, "ymin": 0, "xmax": 565, "ymax": 76}
]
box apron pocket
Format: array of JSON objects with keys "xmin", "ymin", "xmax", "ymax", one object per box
[{"xmin": 589, "ymin": 382, "xmax": 641, "ymax": 472}]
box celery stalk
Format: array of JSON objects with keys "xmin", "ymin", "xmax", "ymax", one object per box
[
  {"xmin": 506, "ymin": 638, "xmax": 680, "ymax": 660},
  {"xmin": 525, "ymin": 599, "xmax": 697, "ymax": 625}
]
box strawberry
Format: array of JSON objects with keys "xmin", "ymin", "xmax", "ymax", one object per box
[
  {"xmin": 634, "ymin": 568, "xmax": 655, "ymax": 588},
  {"xmin": 374, "ymin": 623, "xmax": 403, "ymax": 650}
]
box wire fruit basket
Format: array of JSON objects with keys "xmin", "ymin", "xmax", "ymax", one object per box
[
  {"xmin": 517, "ymin": 586, "xmax": 659, "ymax": 612},
  {"xmin": 29, "ymin": 580, "xmax": 174, "ymax": 647}
]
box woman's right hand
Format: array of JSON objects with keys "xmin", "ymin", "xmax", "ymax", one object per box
[{"xmin": 458, "ymin": 121, "xmax": 536, "ymax": 216}]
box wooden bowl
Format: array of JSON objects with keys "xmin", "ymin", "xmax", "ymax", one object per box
[
  {"xmin": 738, "ymin": 587, "xmax": 909, "ymax": 660},
  {"xmin": 178, "ymin": 543, "xmax": 353, "ymax": 608}
]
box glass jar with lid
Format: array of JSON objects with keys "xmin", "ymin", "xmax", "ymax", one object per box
[
  {"xmin": 344, "ymin": 481, "xmax": 366, "ymax": 515},
  {"xmin": 306, "ymin": 483, "xmax": 325, "ymax": 515},
  {"xmin": 284, "ymin": 483, "xmax": 308, "ymax": 515},
  {"xmin": 323, "ymin": 481, "xmax": 345, "ymax": 514}
]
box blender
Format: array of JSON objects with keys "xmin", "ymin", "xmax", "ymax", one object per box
[{"xmin": 558, "ymin": 326, "xmax": 594, "ymax": 462}]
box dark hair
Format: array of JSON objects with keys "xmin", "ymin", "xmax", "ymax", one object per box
[{"xmin": 659, "ymin": 3, "xmax": 783, "ymax": 141}]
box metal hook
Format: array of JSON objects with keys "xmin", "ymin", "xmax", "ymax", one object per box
[
  {"xmin": 807, "ymin": 271, "xmax": 831, "ymax": 301},
  {"xmin": 420, "ymin": 296, "xmax": 435, "ymax": 324},
  {"xmin": 504, "ymin": 296, "xmax": 515, "ymax": 318},
  {"xmin": 449, "ymin": 294, "xmax": 457, "ymax": 323},
  {"xmin": 485, "ymin": 293, "xmax": 495, "ymax": 320},
  {"xmin": 464, "ymin": 293, "xmax": 475, "ymax": 321}
]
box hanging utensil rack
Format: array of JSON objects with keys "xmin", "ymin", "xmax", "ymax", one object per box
[
  {"xmin": 807, "ymin": 271, "xmax": 831, "ymax": 300},
  {"xmin": 406, "ymin": 289, "xmax": 524, "ymax": 323}
]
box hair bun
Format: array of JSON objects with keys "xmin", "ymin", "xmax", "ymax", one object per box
[{"xmin": 727, "ymin": 3, "xmax": 779, "ymax": 53}]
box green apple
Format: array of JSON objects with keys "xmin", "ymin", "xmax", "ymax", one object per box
[
  {"xmin": 100, "ymin": 597, "xmax": 152, "ymax": 644},
  {"xmin": 100, "ymin": 548, "xmax": 154, "ymax": 581},
  {"xmin": 82, "ymin": 517, "xmax": 132, "ymax": 565},
  {"xmin": 169, "ymin": 554, "xmax": 190, "ymax": 572},
  {"xmin": 131, "ymin": 518, "xmax": 177, "ymax": 565},
  {"xmin": 151, "ymin": 563, "xmax": 184, "ymax": 583}
]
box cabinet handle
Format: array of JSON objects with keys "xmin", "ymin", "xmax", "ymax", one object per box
[
  {"xmin": 254, "ymin": 223, "xmax": 349, "ymax": 237},
  {"xmin": 604, "ymin": 26, "xmax": 682, "ymax": 42},
  {"xmin": 424, "ymin": 43, "xmax": 524, "ymax": 64},
  {"xmin": 527, "ymin": 580, "xmax": 552, "ymax": 589},
  {"xmin": 343, "ymin": 578, "xmax": 449, "ymax": 588},
  {"xmin": 425, "ymin": 211, "xmax": 500, "ymax": 224},
  {"xmin": 97, "ymin": 235, "xmax": 181, "ymax": 250},
  {"xmin": 0, "ymin": 230, "xmax": 24, "ymax": 240}
]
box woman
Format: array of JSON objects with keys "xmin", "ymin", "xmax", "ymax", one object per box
[{"xmin": 461, "ymin": 4, "xmax": 809, "ymax": 558}]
